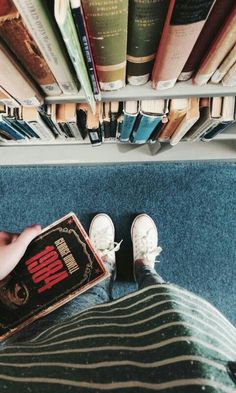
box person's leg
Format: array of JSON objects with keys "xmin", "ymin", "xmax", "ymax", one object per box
[{"xmin": 131, "ymin": 214, "xmax": 165, "ymax": 290}]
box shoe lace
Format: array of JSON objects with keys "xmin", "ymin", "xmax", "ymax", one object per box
[
  {"xmin": 100, "ymin": 240, "xmax": 123, "ymax": 258},
  {"xmin": 93, "ymin": 226, "xmax": 123, "ymax": 258},
  {"xmin": 136, "ymin": 228, "xmax": 162, "ymax": 263}
]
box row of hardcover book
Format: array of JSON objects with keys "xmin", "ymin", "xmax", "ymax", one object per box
[
  {"xmin": 0, "ymin": 0, "xmax": 236, "ymax": 111},
  {"xmin": 1, "ymin": 97, "xmax": 235, "ymax": 146}
]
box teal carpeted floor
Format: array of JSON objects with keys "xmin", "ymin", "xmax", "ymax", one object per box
[{"xmin": 0, "ymin": 161, "xmax": 235, "ymax": 325}]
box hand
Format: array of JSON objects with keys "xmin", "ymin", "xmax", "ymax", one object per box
[{"xmin": 0, "ymin": 225, "xmax": 42, "ymax": 281}]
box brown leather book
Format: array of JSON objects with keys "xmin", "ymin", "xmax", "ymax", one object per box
[
  {"xmin": 151, "ymin": 0, "xmax": 215, "ymax": 90},
  {"xmin": 179, "ymin": 0, "xmax": 235, "ymax": 81},
  {"xmin": 194, "ymin": 5, "xmax": 236, "ymax": 85},
  {"xmin": 0, "ymin": 0, "xmax": 62, "ymax": 96},
  {"xmin": 157, "ymin": 99, "xmax": 188, "ymax": 142},
  {"xmin": 170, "ymin": 98, "xmax": 200, "ymax": 146}
]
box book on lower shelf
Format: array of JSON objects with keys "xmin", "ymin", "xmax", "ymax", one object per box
[
  {"xmin": 157, "ymin": 98, "xmax": 188, "ymax": 142},
  {"xmin": 185, "ymin": 97, "xmax": 223, "ymax": 142},
  {"xmin": 170, "ymin": 98, "xmax": 200, "ymax": 146},
  {"xmin": 0, "ymin": 212, "xmax": 109, "ymax": 341},
  {"xmin": 201, "ymin": 96, "xmax": 236, "ymax": 141},
  {"xmin": 130, "ymin": 99, "xmax": 166, "ymax": 144}
]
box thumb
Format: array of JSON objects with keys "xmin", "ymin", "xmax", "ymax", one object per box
[
  {"xmin": 16, "ymin": 225, "xmax": 42, "ymax": 249},
  {"xmin": 0, "ymin": 225, "xmax": 42, "ymax": 279}
]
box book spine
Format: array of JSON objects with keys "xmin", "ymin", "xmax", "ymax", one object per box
[
  {"xmin": 71, "ymin": 0, "xmax": 101, "ymax": 100},
  {"xmin": 222, "ymin": 62, "xmax": 236, "ymax": 87},
  {"xmin": 194, "ymin": 5, "xmax": 236, "ymax": 85},
  {"xmin": 88, "ymin": 128, "xmax": 102, "ymax": 146},
  {"xmin": 0, "ymin": 41, "xmax": 43, "ymax": 106},
  {"xmin": 201, "ymin": 121, "xmax": 232, "ymax": 141},
  {"xmin": 211, "ymin": 43, "xmax": 236, "ymax": 84},
  {"xmin": 170, "ymin": 116, "xmax": 199, "ymax": 145},
  {"xmin": 0, "ymin": 2, "xmax": 62, "ymax": 96},
  {"xmin": 158, "ymin": 112, "xmax": 186, "ymax": 142},
  {"xmin": 12, "ymin": 0, "xmax": 79, "ymax": 95},
  {"xmin": 68, "ymin": 122, "xmax": 83, "ymax": 140},
  {"xmin": 119, "ymin": 112, "xmax": 138, "ymax": 142},
  {"xmin": 82, "ymin": 0, "xmax": 128, "ymax": 91},
  {"xmin": 130, "ymin": 113, "xmax": 162, "ymax": 144},
  {"xmin": 152, "ymin": 0, "xmax": 215, "ymax": 90},
  {"xmin": 55, "ymin": 0, "xmax": 96, "ymax": 113},
  {"xmin": 0, "ymin": 118, "xmax": 25, "ymax": 140},
  {"xmin": 178, "ymin": 0, "xmax": 235, "ymax": 81},
  {"xmin": 28, "ymin": 121, "xmax": 55, "ymax": 140},
  {"xmin": 0, "ymin": 86, "xmax": 20, "ymax": 108},
  {"xmin": 127, "ymin": 0, "xmax": 170, "ymax": 86}
]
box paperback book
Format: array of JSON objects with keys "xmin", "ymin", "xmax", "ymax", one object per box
[{"xmin": 0, "ymin": 212, "xmax": 109, "ymax": 341}]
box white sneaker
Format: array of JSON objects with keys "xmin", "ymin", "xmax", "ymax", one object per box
[
  {"xmin": 89, "ymin": 214, "xmax": 122, "ymax": 266},
  {"xmin": 131, "ymin": 214, "xmax": 162, "ymax": 270}
]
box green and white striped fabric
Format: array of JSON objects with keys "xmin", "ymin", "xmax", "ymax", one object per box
[{"xmin": 0, "ymin": 284, "xmax": 236, "ymax": 392}]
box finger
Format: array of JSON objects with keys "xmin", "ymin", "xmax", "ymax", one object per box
[{"xmin": 16, "ymin": 225, "xmax": 42, "ymax": 248}]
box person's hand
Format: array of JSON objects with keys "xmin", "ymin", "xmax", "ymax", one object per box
[{"xmin": 0, "ymin": 225, "xmax": 42, "ymax": 281}]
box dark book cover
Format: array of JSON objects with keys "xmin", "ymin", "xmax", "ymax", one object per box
[
  {"xmin": 0, "ymin": 212, "xmax": 109, "ymax": 341},
  {"xmin": 71, "ymin": 0, "xmax": 101, "ymax": 100}
]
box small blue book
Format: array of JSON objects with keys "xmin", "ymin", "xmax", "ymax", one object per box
[
  {"xmin": 119, "ymin": 101, "xmax": 139, "ymax": 142},
  {"xmin": 130, "ymin": 100, "xmax": 165, "ymax": 144},
  {"xmin": 0, "ymin": 114, "xmax": 25, "ymax": 141}
]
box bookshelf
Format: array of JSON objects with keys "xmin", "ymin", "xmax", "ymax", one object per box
[
  {"xmin": 1, "ymin": 82, "xmax": 236, "ymax": 165},
  {"xmin": 0, "ymin": 2, "xmax": 236, "ymax": 165}
]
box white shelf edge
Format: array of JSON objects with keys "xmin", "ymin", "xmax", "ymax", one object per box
[
  {"xmin": 0, "ymin": 140, "xmax": 235, "ymax": 165},
  {"xmin": 45, "ymin": 81, "xmax": 236, "ymax": 103}
]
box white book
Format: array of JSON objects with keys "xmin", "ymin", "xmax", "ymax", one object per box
[
  {"xmin": 22, "ymin": 107, "xmax": 55, "ymax": 141},
  {"xmin": 13, "ymin": 0, "xmax": 79, "ymax": 95},
  {"xmin": 222, "ymin": 62, "xmax": 236, "ymax": 87}
]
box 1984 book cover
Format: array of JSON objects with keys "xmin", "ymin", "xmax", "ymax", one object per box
[{"xmin": 0, "ymin": 212, "xmax": 109, "ymax": 341}]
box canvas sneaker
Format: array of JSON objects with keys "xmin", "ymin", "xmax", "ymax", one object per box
[
  {"xmin": 131, "ymin": 214, "xmax": 162, "ymax": 277},
  {"xmin": 89, "ymin": 214, "xmax": 122, "ymax": 268}
]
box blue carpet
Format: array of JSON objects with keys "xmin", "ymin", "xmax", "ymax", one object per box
[{"xmin": 0, "ymin": 162, "xmax": 235, "ymax": 325}]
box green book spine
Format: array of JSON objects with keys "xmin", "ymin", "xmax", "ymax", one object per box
[
  {"xmin": 127, "ymin": 0, "xmax": 170, "ymax": 85},
  {"xmin": 55, "ymin": 0, "xmax": 95, "ymax": 112},
  {"xmin": 82, "ymin": 0, "xmax": 128, "ymax": 91}
]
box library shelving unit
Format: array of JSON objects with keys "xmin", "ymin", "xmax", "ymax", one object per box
[{"xmin": 0, "ymin": 81, "xmax": 236, "ymax": 165}]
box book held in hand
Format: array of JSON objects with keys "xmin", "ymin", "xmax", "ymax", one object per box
[{"xmin": 0, "ymin": 212, "xmax": 109, "ymax": 341}]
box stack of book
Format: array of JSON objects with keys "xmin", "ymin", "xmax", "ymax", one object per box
[
  {"xmin": 0, "ymin": 0, "xmax": 235, "ymax": 111},
  {"xmin": 0, "ymin": 97, "xmax": 235, "ymax": 146}
]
